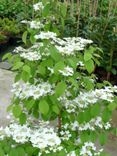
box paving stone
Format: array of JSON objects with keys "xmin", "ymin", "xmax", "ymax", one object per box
[
  {"xmin": 0, "ymin": 68, "xmax": 14, "ymax": 127},
  {"xmin": 0, "ymin": 62, "xmax": 11, "ymax": 70}
]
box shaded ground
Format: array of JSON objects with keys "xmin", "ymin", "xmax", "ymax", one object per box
[{"xmin": 0, "ymin": 68, "xmax": 117, "ymax": 155}]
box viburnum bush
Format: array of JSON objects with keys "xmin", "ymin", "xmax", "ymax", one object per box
[{"xmin": 1, "ymin": 1, "xmax": 117, "ymax": 156}]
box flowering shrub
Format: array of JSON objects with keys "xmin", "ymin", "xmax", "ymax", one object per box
[{"xmin": 1, "ymin": 0, "xmax": 117, "ymax": 156}]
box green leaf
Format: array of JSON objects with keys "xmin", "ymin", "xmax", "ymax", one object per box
[
  {"xmin": 2, "ymin": 52, "xmax": 12, "ymax": 61},
  {"xmin": 25, "ymin": 99, "xmax": 35, "ymax": 111},
  {"xmin": 19, "ymin": 113, "xmax": 27, "ymax": 125},
  {"xmin": 91, "ymin": 104, "xmax": 100, "ymax": 117},
  {"xmin": 54, "ymin": 61, "xmax": 65, "ymax": 74},
  {"xmin": 49, "ymin": 45, "xmax": 62, "ymax": 62},
  {"xmin": 39, "ymin": 99, "xmax": 49, "ymax": 115},
  {"xmin": 9, "ymin": 149, "xmax": 18, "ymax": 156},
  {"xmin": 22, "ymin": 31, "xmax": 28, "ymax": 44},
  {"xmin": 108, "ymin": 102, "xmax": 117, "ymax": 111},
  {"xmin": 102, "ymin": 108, "xmax": 112, "ymax": 122},
  {"xmin": 13, "ymin": 105, "xmax": 22, "ymax": 118},
  {"xmin": 83, "ymin": 109, "xmax": 91, "ymax": 122},
  {"xmin": 60, "ymin": 3, "xmax": 67, "ymax": 17},
  {"xmin": 67, "ymin": 57, "xmax": 78, "ymax": 69},
  {"xmin": 99, "ymin": 133, "xmax": 107, "ymax": 145},
  {"xmin": 0, "ymin": 147, "xmax": 4, "ymax": 156},
  {"xmin": 83, "ymin": 77, "xmax": 94, "ymax": 90},
  {"xmin": 52, "ymin": 105, "xmax": 60, "ymax": 114},
  {"xmin": 42, "ymin": 3, "xmax": 50, "ymax": 17},
  {"xmin": 55, "ymin": 81, "xmax": 67, "ymax": 97},
  {"xmin": 38, "ymin": 65, "xmax": 46, "ymax": 76},
  {"xmin": 85, "ymin": 59, "xmax": 95, "ymax": 73},
  {"xmin": 30, "ymin": 35, "xmax": 36, "ymax": 44},
  {"xmin": 21, "ymin": 70, "xmax": 30, "ymax": 82},
  {"xmin": 17, "ymin": 147, "xmax": 26, "ymax": 156},
  {"xmin": 77, "ymin": 112, "xmax": 84, "ymax": 124},
  {"xmin": 84, "ymin": 51, "xmax": 92, "ymax": 61},
  {"xmin": 23, "ymin": 65, "xmax": 31, "ymax": 74},
  {"xmin": 12, "ymin": 62, "xmax": 24, "ymax": 70}
]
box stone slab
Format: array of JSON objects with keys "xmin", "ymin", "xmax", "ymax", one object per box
[{"xmin": 0, "ymin": 68, "xmax": 14, "ymax": 127}]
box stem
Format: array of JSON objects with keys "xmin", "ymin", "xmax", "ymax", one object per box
[{"xmin": 58, "ymin": 114, "xmax": 61, "ymax": 129}]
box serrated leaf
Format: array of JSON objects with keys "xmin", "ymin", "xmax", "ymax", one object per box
[
  {"xmin": 91, "ymin": 104, "xmax": 100, "ymax": 117},
  {"xmin": 23, "ymin": 65, "xmax": 31, "ymax": 74},
  {"xmin": 39, "ymin": 99, "xmax": 49, "ymax": 115},
  {"xmin": 84, "ymin": 51, "xmax": 92, "ymax": 61},
  {"xmin": 22, "ymin": 31, "xmax": 28, "ymax": 44},
  {"xmin": 85, "ymin": 59, "xmax": 95, "ymax": 73},
  {"xmin": 19, "ymin": 113, "xmax": 27, "ymax": 125},
  {"xmin": 55, "ymin": 81, "xmax": 67, "ymax": 97},
  {"xmin": 2, "ymin": 52, "xmax": 12, "ymax": 61},
  {"xmin": 52, "ymin": 105, "xmax": 60, "ymax": 114},
  {"xmin": 38, "ymin": 65, "xmax": 46, "ymax": 76},
  {"xmin": 12, "ymin": 62, "xmax": 24, "ymax": 70},
  {"xmin": 54, "ymin": 61, "xmax": 65, "ymax": 74},
  {"xmin": 49, "ymin": 45, "xmax": 62, "ymax": 61},
  {"xmin": 25, "ymin": 99, "xmax": 35, "ymax": 111},
  {"xmin": 13, "ymin": 105, "xmax": 22, "ymax": 118},
  {"xmin": 21, "ymin": 70, "xmax": 30, "ymax": 82}
]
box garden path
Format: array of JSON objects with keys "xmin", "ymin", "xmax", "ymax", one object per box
[
  {"xmin": 0, "ymin": 68, "xmax": 117, "ymax": 155},
  {"xmin": 0, "ymin": 68, "xmax": 14, "ymax": 126}
]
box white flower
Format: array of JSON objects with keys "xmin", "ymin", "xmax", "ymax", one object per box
[
  {"xmin": 104, "ymin": 122, "xmax": 111, "ymax": 130},
  {"xmin": 20, "ymin": 51, "xmax": 41, "ymax": 61},
  {"xmin": 67, "ymin": 151, "xmax": 76, "ymax": 156},
  {"xmin": 30, "ymin": 127, "xmax": 61, "ymax": 149},
  {"xmin": 59, "ymin": 66, "xmax": 74, "ymax": 76},
  {"xmin": 30, "ymin": 21, "xmax": 44, "ymax": 29},
  {"xmin": 80, "ymin": 142, "xmax": 103, "ymax": 156},
  {"xmin": 12, "ymin": 81, "xmax": 54, "ymax": 100},
  {"xmin": 33, "ymin": 2, "xmax": 44, "ymax": 11},
  {"xmin": 77, "ymin": 61, "xmax": 84, "ymax": 67},
  {"xmin": 35, "ymin": 31, "xmax": 57, "ymax": 40}
]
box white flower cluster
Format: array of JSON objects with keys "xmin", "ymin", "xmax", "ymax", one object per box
[
  {"xmin": 20, "ymin": 51, "xmax": 41, "ymax": 61},
  {"xmin": 74, "ymin": 87, "xmax": 116, "ymax": 109},
  {"xmin": 12, "ymin": 81, "xmax": 54, "ymax": 100},
  {"xmin": 61, "ymin": 97, "xmax": 77, "ymax": 113},
  {"xmin": 30, "ymin": 20, "xmax": 44, "ymax": 29},
  {"xmin": 30, "ymin": 128, "xmax": 61, "ymax": 149},
  {"xmin": 13, "ymin": 44, "xmax": 43, "ymax": 61},
  {"xmin": 59, "ymin": 66, "xmax": 74, "ymax": 77},
  {"xmin": 4, "ymin": 123, "xmax": 31, "ymax": 143},
  {"xmin": 67, "ymin": 151, "xmax": 76, "ymax": 156},
  {"xmin": 60, "ymin": 129, "xmax": 72, "ymax": 141},
  {"xmin": 71, "ymin": 116, "xmax": 111, "ymax": 131},
  {"xmin": 0, "ymin": 127, "xmax": 5, "ymax": 140},
  {"xmin": 35, "ymin": 31, "xmax": 57, "ymax": 40},
  {"xmin": 33, "ymin": 2, "xmax": 44, "ymax": 11},
  {"xmin": 58, "ymin": 86, "xmax": 117, "ymax": 114},
  {"xmin": 34, "ymin": 31, "xmax": 93, "ymax": 56},
  {"xmin": 0, "ymin": 121, "xmax": 61, "ymax": 153},
  {"xmin": 80, "ymin": 142, "xmax": 103, "ymax": 156},
  {"xmin": 54, "ymin": 37, "xmax": 93, "ymax": 56}
]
